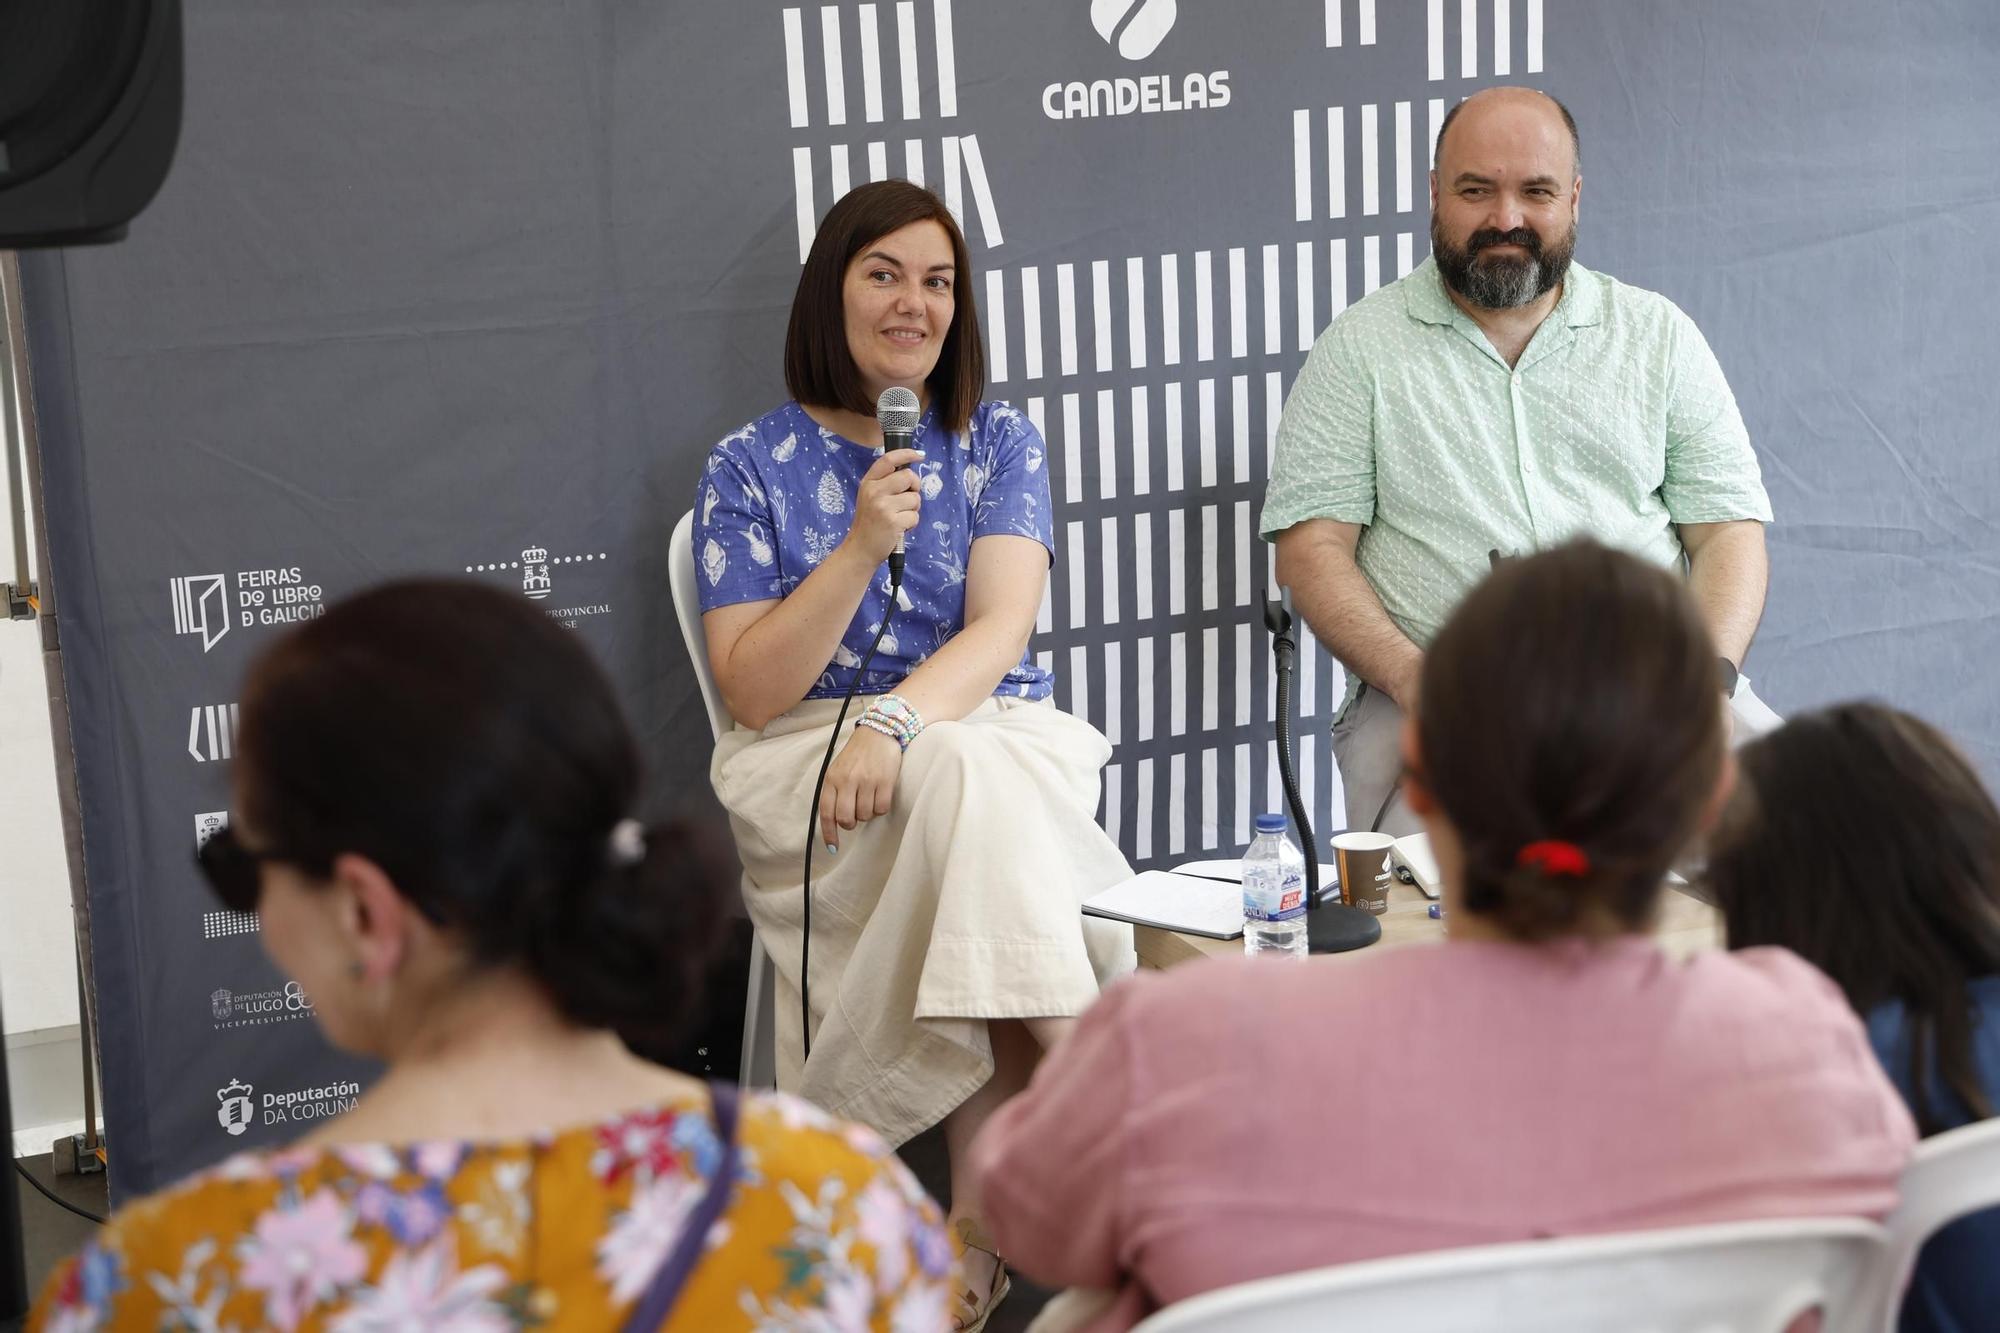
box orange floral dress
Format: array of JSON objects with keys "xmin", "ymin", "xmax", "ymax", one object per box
[{"xmin": 31, "ymin": 1087, "xmax": 955, "ymax": 1331}]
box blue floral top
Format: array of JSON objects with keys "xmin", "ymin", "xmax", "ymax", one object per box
[{"xmin": 693, "ymin": 400, "xmax": 1055, "ymax": 702}]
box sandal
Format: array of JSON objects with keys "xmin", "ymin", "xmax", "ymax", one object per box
[{"xmin": 949, "ymin": 1216, "xmax": 1012, "ymax": 1332}]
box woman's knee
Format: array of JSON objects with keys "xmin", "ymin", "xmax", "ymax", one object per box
[{"xmin": 903, "ymin": 719, "xmax": 987, "ymax": 782}]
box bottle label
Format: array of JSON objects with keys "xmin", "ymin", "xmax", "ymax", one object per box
[{"xmin": 1243, "ymin": 868, "xmax": 1307, "ymax": 923}]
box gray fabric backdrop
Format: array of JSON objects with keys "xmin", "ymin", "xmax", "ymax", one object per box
[{"xmin": 22, "ymin": 0, "xmax": 1999, "ymax": 1199}]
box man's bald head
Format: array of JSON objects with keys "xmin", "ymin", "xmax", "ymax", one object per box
[{"xmin": 1434, "ymin": 87, "xmax": 1580, "ymax": 178}]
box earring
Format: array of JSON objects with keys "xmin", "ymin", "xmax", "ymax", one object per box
[{"xmin": 348, "ymin": 961, "xmax": 365, "ymax": 981}]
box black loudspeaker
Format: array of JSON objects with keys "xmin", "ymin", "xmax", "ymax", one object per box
[{"xmin": 0, "ymin": 0, "xmax": 183, "ymax": 248}]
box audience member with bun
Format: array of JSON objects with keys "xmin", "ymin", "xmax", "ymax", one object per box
[
  {"xmin": 32, "ymin": 580, "xmax": 953, "ymax": 1332},
  {"xmin": 1708, "ymin": 702, "xmax": 2000, "ymax": 1333},
  {"xmin": 971, "ymin": 541, "xmax": 1915, "ymax": 1333}
]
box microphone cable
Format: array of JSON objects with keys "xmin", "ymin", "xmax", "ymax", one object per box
[
  {"xmin": 799, "ymin": 547, "xmax": 904, "ymax": 1061},
  {"xmin": 13, "ymin": 1156, "xmax": 107, "ymax": 1225},
  {"xmin": 798, "ymin": 386, "xmax": 916, "ymax": 1065}
]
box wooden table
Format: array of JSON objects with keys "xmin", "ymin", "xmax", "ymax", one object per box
[{"xmin": 1134, "ymin": 880, "xmax": 1723, "ymax": 970}]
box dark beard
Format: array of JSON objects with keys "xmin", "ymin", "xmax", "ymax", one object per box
[{"xmin": 1432, "ymin": 220, "xmax": 1575, "ymax": 309}]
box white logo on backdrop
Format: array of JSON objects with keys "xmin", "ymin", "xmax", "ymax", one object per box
[
  {"xmin": 213, "ymin": 1074, "xmax": 360, "ymax": 1133},
  {"xmin": 216, "ymin": 1079, "xmax": 254, "ymax": 1136},
  {"xmin": 194, "ymin": 816, "xmax": 261, "ymax": 936},
  {"xmin": 1091, "ymin": 0, "xmax": 1177, "ymax": 60},
  {"xmin": 464, "ymin": 545, "xmax": 615, "ymax": 632},
  {"xmin": 521, "ymin": 545, "xmax": 552, "ymax": 600},
  {"xmin": 1044, "ymin": 0, "xmax": 1230, "ymax": 120},
  {"xmin": 202, "ymin": 910, "xmax": 259, "ymax": 940},
  {"xmin": 210, "ymin": 980, "xmax": 313, "ymax": 1029},
  {"xmin": 170, "ymin": 574, "xmax": 230, "ymax": 651},
  {"xmin": 194, "ymin": 810, "xmax": 229, "ymax": 851},
  {"xmin": 187, "ymin": 703, "xmax": 240, "ymax": 763},
  {"xmin": 171, "ymin": 568, "xmax": 326, "ymax": 650}
]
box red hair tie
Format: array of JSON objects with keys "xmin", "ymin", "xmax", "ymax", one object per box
[{"xmin": 1517, "ymin": 840, "xmax": 1591, "ymax": 877}]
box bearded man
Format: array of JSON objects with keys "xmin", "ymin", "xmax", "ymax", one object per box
[{"xmin": 1264, "ymin": 86, "xmax": 1776, "ymax": 837}]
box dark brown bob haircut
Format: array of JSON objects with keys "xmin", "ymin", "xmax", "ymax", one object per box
[
  {"xmin": 784, "ymin": 179, "xmax": 985, "ymax": 435},
  {"xmin": 1417, "ymin": 541, "xmax": 1726, "ymax": 943}
]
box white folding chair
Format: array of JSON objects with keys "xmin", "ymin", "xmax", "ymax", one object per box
[
  {"xmin": 1882, "ymin": 1116, "xmax": 2000, "ymax": 1328},
  {"xmin": 1130, "ymin": 1218, "xmax": 1890, "ymax": 1333},
  {"xmin": 668, "ymin": 510, "xmax": 777, "ymax": 1090}
]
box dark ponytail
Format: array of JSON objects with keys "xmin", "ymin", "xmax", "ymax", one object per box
[
  {"xmin": 1419, "ymin": 541, "xmax": 1726, "ymax": 943},
  {"xmin": 237, "ymin": 579, "xmax": 734, "ymax": 1048}
]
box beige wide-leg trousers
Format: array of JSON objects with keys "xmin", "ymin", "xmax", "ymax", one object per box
[{"xmin": 712, "ymin": 695, "xmax": 1136, "ymax": 1145}]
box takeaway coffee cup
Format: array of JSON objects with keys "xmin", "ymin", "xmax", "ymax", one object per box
[{"xmin": 1332, "ymin": 831, "xmax": 1397, "ymax": 915}]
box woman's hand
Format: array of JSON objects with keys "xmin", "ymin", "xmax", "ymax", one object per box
[
  {"xmin": 843, "ymin": 448, "xmax": 926, "ymax": 564},
  {"xmin": 820, "ymin": 725, "xmax": 905, "ymax": 852}
]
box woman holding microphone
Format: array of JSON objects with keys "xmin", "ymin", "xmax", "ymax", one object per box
[{"xmin": 693, "ymin": 179, "xmax": 1133, "ymax": 1330}]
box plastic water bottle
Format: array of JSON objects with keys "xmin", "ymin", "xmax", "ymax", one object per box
[{"xmin": 1243, "ymin": 813, "xmax": 1308, "ymax": 959}]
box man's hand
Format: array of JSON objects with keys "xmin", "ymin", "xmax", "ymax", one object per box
[
  {"xmin": 819, "ymin": 726, "xmax": 905, "ymax": 853},
  {"xmin": 1276, "ymin": 519, "xmax": 1427, "ymax": 712}
]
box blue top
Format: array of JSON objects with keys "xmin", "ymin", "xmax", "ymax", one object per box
[
  {"xmin": 1866, "ymin": 976, "xmax": 2000, "ymax": 1333},
  {"xmin": 693, "ymin": 399, "xmax": 1055, "ymax": 702}
]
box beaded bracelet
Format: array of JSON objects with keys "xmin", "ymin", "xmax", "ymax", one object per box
[
  {"xmin": 855, "ymin": 693, "xmax": 925, "ymax": 751},
  {"xmin": 854, "ymin": 714, "xmax": 904, "ymax": 747},
  {"xmin": 874, "ymin": 693, "xmax": 924, "ymax": 744}
]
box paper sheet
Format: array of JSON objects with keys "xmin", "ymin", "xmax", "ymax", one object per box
[{"xmin": 1083, "ymin": 870, "xmax": 1246, "ymax": 939}]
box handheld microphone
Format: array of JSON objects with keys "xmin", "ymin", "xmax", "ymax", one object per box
[{"xmin": 876, "ymin": 386, "xmax": 920, "ymax": 583}]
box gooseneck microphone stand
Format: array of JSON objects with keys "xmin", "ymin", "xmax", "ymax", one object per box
[{"xmin": 1267, "ymin": 591, "xmax": 1381, "ymax": 954}]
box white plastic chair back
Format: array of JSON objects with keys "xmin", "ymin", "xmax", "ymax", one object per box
[
  {"xmin": 1883, "ymin": 1116, "xmax": 2000, "ymax": 1325},
  {"xmin": 1131, "ymin": 1218, "xmax": 1889, "ymax": 1333},
  {"xmin": 667, "ymin": 508, "xmax": 776, "ymax": 1088},
  {"xmin": 668, "ymin": 509, "xmax": 734, "ymax": 741}
]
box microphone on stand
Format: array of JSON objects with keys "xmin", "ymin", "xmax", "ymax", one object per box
[
  {"xmin": 1266, "ymin": 587, "xmax": 1381, "ymax": 954},
  {"xmin": 876, "ymin": 386, "xmax": 920, "ymax": 585}
]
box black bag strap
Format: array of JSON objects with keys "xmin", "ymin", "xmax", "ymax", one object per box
[{"xmin": 618, "ymin": 1082, "xmax": 742, "ymax": 1333}]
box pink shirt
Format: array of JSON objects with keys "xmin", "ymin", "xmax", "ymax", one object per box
[{"xmin": 972, "ymin": 937, "xmax": 1916, "ymax": 1332}]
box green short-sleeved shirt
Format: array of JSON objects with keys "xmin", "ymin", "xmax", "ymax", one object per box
[{"xmin": 1262, "ymin": 256, "xmax": 1771, "ymax": 713}]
